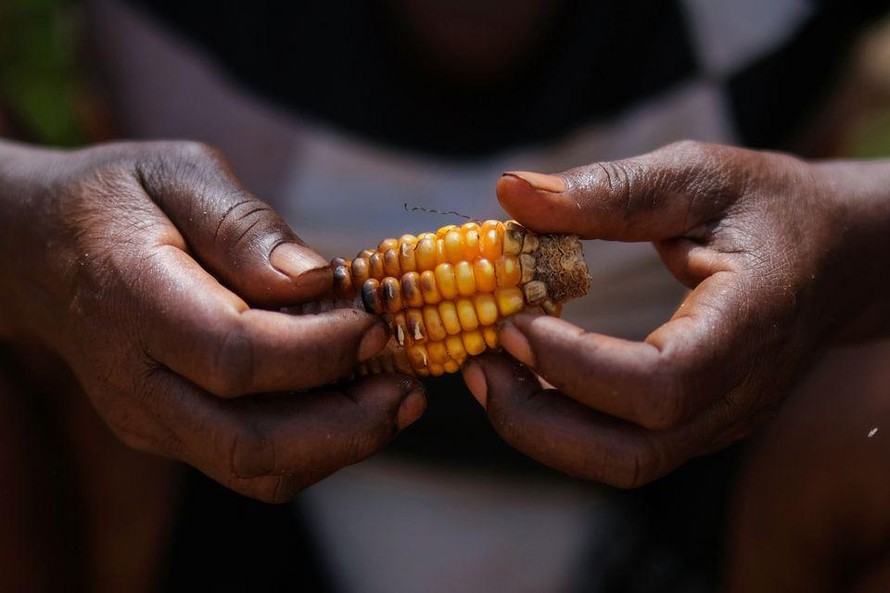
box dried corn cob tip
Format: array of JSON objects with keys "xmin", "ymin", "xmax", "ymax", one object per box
[{"xmin": 323, "ymin": 220, "xmax": 589, "ymax": 377}]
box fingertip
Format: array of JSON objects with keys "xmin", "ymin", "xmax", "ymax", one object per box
[
  {"xmin": 397, "ymin": 389, "xmax": 426, "ymax": 429},
  {"xmin": 496, "ymin": 172, "xmax": 577, "ymax": 234},
  {"xmin": 357, "ymin": 321, "xmax": 389, "ymax": 362},
  {"xmin": 497, "ymin": 320, "xmax": 536, "ymax": 367},
  {"xmin": 462, "ymin": 360, "xmax": 488, "ymax": 409}
]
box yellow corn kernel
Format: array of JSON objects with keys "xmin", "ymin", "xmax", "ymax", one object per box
[
  {"xmin": 429, "ymin": 363, "xmax": 446, "ymax": 377},
  {"xmin": 419, "ymin": 270, "xmax": 442, "ymax": 304},
  {"xmin": 443, "ymin": 359, "xmax": 460, "ymax": 373},
  {"xmin": 351, "ymin": 257, "xmax": 370, "ymax": 286},
  {"xmin": 445, "ymin": 334, "xmax": 467, "ymax": 363},
  {"xmin": 495, "ymin": 254, "xmax": 521, "ymax": 287},
  {"xmin": 494, "ymin": 287, "xmax": 525, "ymax": 317},
  {"xmin": 399, "ymin": 237, "xmax": 417, "ymax": 272},
  {"xmin": 383, "ymin": 249, "xmax": 401, "ymax": 277},
  {"xmin": 369, "ymin": 252, "xmax": 385, "ymax": 279},
  {"xmin": 462, "ymin": 329, "xmax": 486, "ymax": 356},
  {"xmin": 474, "ymin": 293, "xmax": 498, "ymax": 326},
  {"xmin": 474, "ymin": 258, "xmax": 496, "ymax": 293},
  {"xmin": 463, "ymin": 229, "xmax": 480, "ymax": 260},
  {"xmin": 401, "ymin": 272, "xmax": 424, "ymax": 307},
  {"xmin": 415, "ymin": 237, "xmax": 437, "ymax": 270},
  {"xmin": 437, "ymin": 224, "xmax": 458, "ymax": 239},
  {"xmin": 455, "ymin": 260, "xmax": 476, "ymax": 296},
  {"xmin": 434, "ymin": 263, "xmax": 458, "ymax": 299},
  {"xmin": 482, "ymin": 325, "xmax": 499, "ymax": 349},
  {"xmin": 461, "ymin": 221, "xmax": 481, "ymax": 233},
  {"xmin": 435, "ymin": 239, "xmax": 448, "ymax": 265},
  {"xmin": 422, "ymin": 305, "xmax": 448, "ymax": 341},
  {"xmin": 456, "ymin": 298, "xmax": 479, "ymax": 331},
  {"xmin": 480, "ymin": 227, "xmax": 502, "ymax": 261},
  {"xmin": 427, "ymin": 341, "xmax": 450, "ymax": 364},
  {"xmin": 438, "ymin": 301, "xmax": 462, "ymax": 335},
  {"xmin": 362, "ymin": 278, "xmax": 383, "ymax": 314},
  {"xmin": 378, "ymin": 238, "xmax": 398, "ymax": 253},
  {"xmin": 444, "ymin": 230, "xmax": 464, "ymax": 263}
]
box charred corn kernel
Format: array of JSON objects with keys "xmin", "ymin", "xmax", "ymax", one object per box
[
  {"xmin": 482, "ymin": 325, "xmax": 499, "ymax": 349},
  {"xmin": 362, "ymin": 279, "xmax": 383, "ymax": 314},
  {"xmin": 456, "ymin": 298, "xmax": 479, "ymax": 331},
  {"xmin": 474, "ymin": 293, "xmax": 498, "ymax": 325},
  {"xmin": 427, "ymin": 341, "xmax": 449, "ymax": 364},
  {"xmin": 445, "ymin": 334, "xmax": 467, "ymax": 362},
  {"xmin": 444, "ymin": 230, "xmax": 464, "ymax": 263},
  {"xmin": 384, "ymin": 249, "xmax": 401, "ymax": 277},
  {"xmin": 419, "ymin": 270, "xmax": 442, "ymax": 304},
  {"xmin": 369, "ymin": 252, "xmax": 385, "ymax": 279},
  {"xmin": 455, "ymin": 261, "xmax": 476, "ymax": 296},
  {"xmin": 333, "ymin": 263, "xmax": 353, "ymax": 296},
  {"xmin": 327, "ymin": 220, "xmax": 589, "ymax": 377},
  {"xmin": 462, "ymin": 329, "xmax": 486, "ymax": 356},
  {"xmin": 495, "ymin": 254, "xmax": 521, "ymax": 288},
  {"xmin": 408, "ymin": 343, "xmax": 430, "ymax": 369},
  {"xmin": 423, "ymin": 305, "xmax": 448, "ymax": 341},
  {"xmin": 480, "ymin": 228, "xmax": 502, "ymax": 260},
  {"xmin": 474, "ymin": 258, "xmax": 497, "ymax": 293},
  {"xmin": 406, "ymin": 308, "xmax": 426, "ymax": 341},
  {"xmin": 401, "ymin": 272, "xmax": 424, "ymax": 307},
  {"xmin": 393, "ymin": 312, "xmax": 408, "ymax": 346},
  {"xmin": 415, "ymin": 237, "xmax": 437, "ymax": 270},
  {"xmin": 399, "ymin": 239, "xmax": 417, "ymax": 272},
  {"xmin": 378, "ymin": 238, "xmax": 398, "ymax": 253},
  {"xmin": 434, "ymin": 263, "xmax": 458, "ymax": 299},
  {"xmin": 495, "ymin": 287, "xmax": 524, "ymax": 317},
  {"xmin": 503, "ymin": 221, "xmax": 524, "ymax": 255},
  {"xmin": 382, "ymin": 277, "xmax": 403, "ymax": 313},
  {"xmin": 542, "ymin": 299, "xmax": 562, "ymax": 316},
  {"xmin": 519, "ymin": 254, "xmax": 536, "ymax": 283},
  {"xmin": 352, "ymin": 257, "xmax": 370, "ymax": 286},
  {"xmin": 438, "ymin": 301, "xmax": 462, "ymax": 335}
]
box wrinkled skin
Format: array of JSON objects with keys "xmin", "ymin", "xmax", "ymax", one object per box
[
  {"xmin": 463, "ymin": 140, "xmax": 890, "ymax": 488},
  {"xmin": 0, "ymin": 140, "xmax": 426, "ymax": 503}
]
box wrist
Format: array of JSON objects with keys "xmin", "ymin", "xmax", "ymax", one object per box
[{"xmin": 813, "ymin": 158, "xmax": 890, "ymax": 340}]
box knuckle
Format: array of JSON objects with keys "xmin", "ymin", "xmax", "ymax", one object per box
[{"xmin": 610, "ymin": 438, "xmax": 665, "ymax": 489}]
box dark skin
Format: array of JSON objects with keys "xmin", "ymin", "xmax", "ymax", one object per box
[
  {"xmin": 0, "ymin": 139, "xmax": 427, "ymax": 503},
  {"xmin": 462, "ymin": 140, "xmax": 890, "ymax": 487}
]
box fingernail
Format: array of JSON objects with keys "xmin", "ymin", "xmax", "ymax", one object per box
[
  {"xmin": 498, "ymin": 321, "xmax": 536, "ymax": 366},
  {"xmin": 397, "ymin": 389, "xmax": 426, "ymax": 429},
  {"xmin": 502, "ymin": 171, "xmax": 567, "ymax": 193},
  {"xmin": 357, "ymin": 322, "xmax": 388, "ymax": 362},
  {"xmin": 270, "ymin": 242, "xmax": 329, "ymax": 280},
  {"xmin": 462, "ymin": 361, "xmax": 488, "ymax": 408}
]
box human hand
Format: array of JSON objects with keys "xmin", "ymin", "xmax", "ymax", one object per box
[
  {"xmin": 0, "ymin": 140, "xmax": 425, "ymax": 502},
  {"xmin": 462, "ymin": 141, "xmax": 890, "ymax": 487}
]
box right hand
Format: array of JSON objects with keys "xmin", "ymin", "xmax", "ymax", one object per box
[{"xmin": 0, "ymin": 140, "xmax": 425, "ymax": 502}]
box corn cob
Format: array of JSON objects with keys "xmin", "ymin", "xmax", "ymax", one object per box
[{"xmin": 301, "ymin": 220, "xmax": 589, "ymax": 377}]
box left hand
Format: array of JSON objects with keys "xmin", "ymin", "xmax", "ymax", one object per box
[{"xmin": 462, "ymin": 140, "xmax": 890, "ymax": 487}]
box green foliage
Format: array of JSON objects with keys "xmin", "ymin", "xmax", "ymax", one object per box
[{"xmin": 0, "ymin": 0, "xmax": 86, "ymax": 145}]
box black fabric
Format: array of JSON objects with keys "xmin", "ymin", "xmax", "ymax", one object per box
[
  {"xmin": 124, "ymin": 0, "xmax": 696, "ymax": 158},
  {"xmin": 162, "ymin": 468, "xmax": 333, "ymax": 592}
]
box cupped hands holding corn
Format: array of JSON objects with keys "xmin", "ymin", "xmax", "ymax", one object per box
[{"xmin": 294, "ymin": 220, "xmax": 590, "ymax": 377}]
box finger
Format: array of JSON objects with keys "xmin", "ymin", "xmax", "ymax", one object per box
[
  {"xmin": 497, "ymin": 140, "xmax": 749, "ymax": 241},
  {"xmin": 136, "ymin": 141, "xmax": 329, "ymax": 306},
  {"xmin": 495, "ymin": 270, "xmax": 784, "ymax": 431},
  {"xmin": 133, "ymin": 369, "xmax": 425, "ymax": 503},
  {"xmin": 139, "ymin": 245, "xmax": 388, "ymax": 397},
  {"xmin": 462, "ymin": 353, "xmax": 714, "ymax": 487}
]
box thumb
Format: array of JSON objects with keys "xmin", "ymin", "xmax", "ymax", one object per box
[
  {"xmin": 496, "ymin": 140, "xmax": 744, "ymax": 242},
  {"xmin": 136, "ymin": 142, "xmax": 329, "ymax": 307}
]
